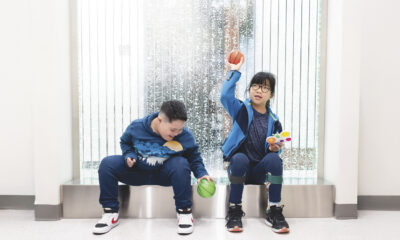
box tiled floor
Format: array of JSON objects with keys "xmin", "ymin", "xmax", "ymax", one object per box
[{"xmin": 1, "ymin": 210, "xmax": 399, "ymax": 240}]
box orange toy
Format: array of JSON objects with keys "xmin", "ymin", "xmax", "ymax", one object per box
[{"xmin": 228, "ymin": 50, "xmax": 244, "ymax": 65}]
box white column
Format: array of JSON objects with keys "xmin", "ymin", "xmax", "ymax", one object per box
[
  {"xmin": 30, "ymin": 0, "xmax": 73, "ymax": 209},
  {"xmin": 324, "ymin": 0, "xmax": 361, "ymax": 216}
]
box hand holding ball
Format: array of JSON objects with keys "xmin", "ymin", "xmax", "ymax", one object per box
[
  {"xmin": 197, "ymin": 179, "xmax": 216, "ymax": 198},
  {"xmin": 228, "ymin": 50, "xmax": 245, "ymax": 65}
]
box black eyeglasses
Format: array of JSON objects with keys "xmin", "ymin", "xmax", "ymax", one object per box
[{"xmin": 250, "ymin": 84, "xmax": 271, "ymax": 93}]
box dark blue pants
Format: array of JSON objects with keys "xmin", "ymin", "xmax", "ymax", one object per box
[
  {"xmin": 228, "ymin": 152, "xmax": 283, "ymax": 204},
  {"xmin": 98, "ymin": 155, "xmax": 192, "ymax": 211}
]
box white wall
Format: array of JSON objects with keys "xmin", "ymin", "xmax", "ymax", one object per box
[
  {"xmin": 0, "ymin": 0, "xmax": 73, "ymax": 205},
  {"xmin": 358, "ymin": 0, "xmax": 400, "ymax": 195},
  {"xmin": 0, "ymin": 0, "xmax": 35, "ymax": 195}
]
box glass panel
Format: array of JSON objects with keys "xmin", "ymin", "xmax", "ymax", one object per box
[
  {"xmin": 77, "ymin": 0, "xmax": 322, "ymax": 183},
  {"xmin": 141, "ymin": 0, "xmax": 256, "ymax": 183}
]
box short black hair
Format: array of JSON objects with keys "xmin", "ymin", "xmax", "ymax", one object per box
[
  {"xmin": 248, "ymin": 72, "xmax": 276, "ymax": 107},
  {"xmin": 160, "ymin": 100, "xmax": 188, "ymax": 122}
]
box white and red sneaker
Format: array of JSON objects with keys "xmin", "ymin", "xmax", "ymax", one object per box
[
  {"xmin": 177, "ymin": 208, "xmax": 194, "ymax": 235},
  {"xmin": 92, "ymin": 208, "xmax": 119, "ymax": 235}
]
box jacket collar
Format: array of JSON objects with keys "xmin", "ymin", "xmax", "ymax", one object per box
[{"xmin": 245, "ymin": 99, "xmax": 279, "ymax": 122}]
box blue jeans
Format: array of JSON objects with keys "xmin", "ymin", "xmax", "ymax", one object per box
[
  {"xmin": 98, "ymin": 155, "xmax": 192, "ymax": 211},
  {"xmin": 228, "ymin": 152, "xmax": 283, "ymax": 204}
]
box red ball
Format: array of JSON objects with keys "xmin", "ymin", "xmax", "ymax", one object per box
[{"xmin": 228, "ymin": 50, "xmax": 245, "ymax": 65}]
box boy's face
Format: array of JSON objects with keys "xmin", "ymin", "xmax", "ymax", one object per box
[{"xmin": 157, "ymin": 116, "xmax": 185, "ymax": 141}]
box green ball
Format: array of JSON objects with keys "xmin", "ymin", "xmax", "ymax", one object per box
[{"xmin": 197, "ymin": 179, "xmax": 216, "ymax": 198}]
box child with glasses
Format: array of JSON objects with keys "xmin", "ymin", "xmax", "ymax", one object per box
[{"xmin": 220, "ymin": 58, "xmax": 289, "ymax": 233}]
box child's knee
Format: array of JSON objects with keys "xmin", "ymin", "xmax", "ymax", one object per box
[
  {"xmin": 230, "ymin": 153, "xmax": 250, "ymax": 169},
  {"xmin": 98, "ymin": 155, "xmax": 124, "ymax": 174},
  {"xmin": 168, "ymin": 156, "xmax": 190, "ymax": 168},
  {"xmin": 99, "ymin": 156, "xmax": 113, "ymax": 170},
  {"xmin": 228, "ymin": 153, "xmax": 249, "ymax": 184},
  {"xmin": 166, "ymin": 156, "xmax": 190, "ymax": 175},
  {"xmin": 262, "ymin": 153, "xmax": 283, "ymax": 173}
]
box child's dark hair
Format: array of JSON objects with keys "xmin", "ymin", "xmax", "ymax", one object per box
[
  {"xmin": 160, "ymin": 100, "xmax": 188, "ymax": 122},
  {"xmin": 248, "ymin": 72, "xmax": 276, "ymax": 107}
]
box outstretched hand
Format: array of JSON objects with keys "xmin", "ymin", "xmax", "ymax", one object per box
[{"xmin": 230, "ymin": 57, "xmax": 244, "ymax": 71}]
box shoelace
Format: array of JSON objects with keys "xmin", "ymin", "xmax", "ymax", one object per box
[
  {"xmin": 271, "ymin": 206, "xmax": 286, "ymax": 222},
  {"xmin": 225, "ymin": 207, "xmax": 245, "ymax": 222},
  {"xmin": 178, "ymin": 213, "xmax": 193, "ymax": 225},
  {"xmin": 98, "ymin": 213, "xmax": 116, "ymax": 224}
]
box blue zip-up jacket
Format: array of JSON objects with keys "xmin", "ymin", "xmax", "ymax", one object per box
[
  {"xmin": 120, "ymin": 112, "xmax": 208, "ymax": 178},
  {"xmin": 220, "ymin": 70, "xmax": 283, "ymax": 162}
]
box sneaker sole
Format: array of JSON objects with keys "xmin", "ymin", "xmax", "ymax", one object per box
[
  {"xmin": 264, "ymin": 219, "xmax": 290, "ymax": 234},
  {"xmin": 93, "ymin": 222, "xmax": 119, "ymax": 235},
  {"xmin": 228, "ymin": 226, "xmax": 243, "ymax": 232},
  {"xmin": 178, "ymin": 226, "xmax": 193, "ymax": 235}
]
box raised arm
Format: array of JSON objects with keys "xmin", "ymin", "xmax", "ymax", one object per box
[{"xmin": 220, "ymin": 57, "xmax": 245, "ymax": 119}]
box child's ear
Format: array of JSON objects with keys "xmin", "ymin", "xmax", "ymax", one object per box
[{"xmin": 157, "ymin": 116, "xmax": 163, "ymax": 123}]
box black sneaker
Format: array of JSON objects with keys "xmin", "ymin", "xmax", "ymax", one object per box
[
  {"xmin": 92, "ymin": 208, "xmax": 119, "ymax": 235},
  {"xmin": 225, "ymin": 205, "xmax": 245, "ymax": 232},
  {"xmin": 265, "ymin": 205, "xmax": 290, "ymax": 233}
]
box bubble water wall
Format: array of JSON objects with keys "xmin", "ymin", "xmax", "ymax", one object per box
[{"xmin": 76, "ymin": 0, "xmax": 322, "ymax": 182}]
